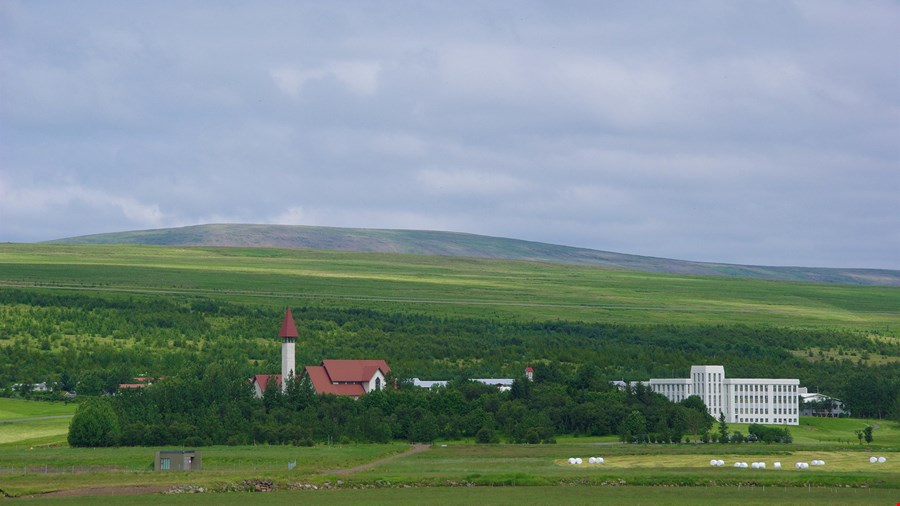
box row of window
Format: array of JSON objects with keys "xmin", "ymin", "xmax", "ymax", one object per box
[
  {"xmin": 737, "ymin": 417, "xmax": 796, "ymax": 424},
  {"xmin": 736, "ymin": 406, "xmax": 797, "ymax": 415},
  {"xmin": 734, "ymin": 395, "xmax": 796, "ymax": 404},
  {"xmin": 733, "ymin": 384, "xmax": 797, "ymax": 393}
]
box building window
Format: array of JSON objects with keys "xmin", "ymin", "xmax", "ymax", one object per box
[
  {"xmin": 375, "ymin": 377, "xmax": 382, "ymax": 390},
  {"xmin": 160, "ymin": 458, "xmax": 170, "ymax": 470}
]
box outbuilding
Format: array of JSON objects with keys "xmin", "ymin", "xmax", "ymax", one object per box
[{"xmin": 154, "ymin": 450, "xmax": 201, "ymax": 471}]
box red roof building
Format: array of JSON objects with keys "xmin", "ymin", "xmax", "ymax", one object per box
[
  {"xmin": 251, "ymin": 374, "xmax": 284, "ymax": 397},
  {"xmin": 252, "ymin": 309, "xmax": 390, "ymax": 399},
  {"xmin": 304, "ymin": 359, "xmax": 391, "ymax": 398}
]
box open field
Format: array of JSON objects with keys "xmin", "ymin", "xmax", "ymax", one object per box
[
  {"xmin": 0, "ymin": 417, "xmax": 71, "ymax": 446},
  {"xmin": 0, "ymin": 444, "xmax": 411, "ymax": 496},
  {"xmin": 1, "ymin": 409, "xmax": 897, "ymax": 500},
  {"xmin": 0, "ymin": 398, "xmax": 76, "ymax": 421},
  {"xmin": 0, "ymin": 399, "xmax": 75, "ymax": 447},
  {"xmin": 13, "ymin": 486, "xmax": 899, "ymax": 506},
  {"xmin": 1, "ymin": 442, "xmax": 897, "ymax": 501},
  {"xmin": 716, "ymin": 417, "xmax": 900, "ymax": 446},
  {"xmin": 1, "ymin": 244, "xmax": 898, "ymax": 330}
]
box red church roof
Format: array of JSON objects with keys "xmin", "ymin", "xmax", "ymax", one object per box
[
  {"xmin": 253, "ymin": 374, "xmax": 283, "ymax": 392},
  {"xmin": 302, "ymin": 360, "xmax": 391, "ymax": 397},
  {"xmin": 321, "ymin": 359, "xmax": 390, "ymax": 382},
  {"xmin": 305, "ymin": 366, "xmax": 366, "ymax": 396},
  {"xmin": 279, "ymin": 307, "xmax": 299, "ymax": 338}
]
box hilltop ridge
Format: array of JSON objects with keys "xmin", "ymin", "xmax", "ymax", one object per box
[{"xmin": 47, "ymin": 223, "xmax": 900, "ymax": 286}]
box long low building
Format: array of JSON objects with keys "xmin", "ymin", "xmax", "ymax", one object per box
[{"xmin": 640, "ymin": 365, "xmax": 800, "ymax": 425}]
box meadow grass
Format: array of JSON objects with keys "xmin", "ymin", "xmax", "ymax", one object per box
[
  {"xmin": 1, "ymin": 244, "xmax": 898, "ymax": 331},
  {"xmin": 0, "ymin": 443, "xmax": 409, "ymax": 496},
  {"xmin": 0, "ymin": 418, "xmax": 71, "ymax": 446},
  {"xmin": 349, "ymin": 443, "xmax": 899, "ymax": 488},
  {"xmin": 0, "ymin": 398, "xmax": 76, "ymax": 421},
  {"xmin": 774, "ymin": 417, "xmax": 900, "ymax": 446},
  {"xmin": 12, "ymin": 486, "xmax": 899, "ymax": 506},
  {"xmin": 1, "ymin": 440, "xmax": 897, "ymax": 498}
]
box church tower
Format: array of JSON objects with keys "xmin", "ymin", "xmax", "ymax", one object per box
[{"xmin": 279, "ymin": 307, "xmax": 299, "ymax": 392}]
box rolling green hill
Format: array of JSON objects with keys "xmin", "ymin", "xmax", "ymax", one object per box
[
  {"xmin": 46, "ymin": 224, "xmax": 900, "ymax": 286},
  {"xmin": 1, "ymin": 243, "xmax": 897, "ymax": 418},
  {"xmin": 3, "ymin": 243, "xmax": 899, "ymax": 331}
]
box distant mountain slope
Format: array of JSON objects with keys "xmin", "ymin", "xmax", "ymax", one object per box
[{"xmin": 47, "ymin": 224, "xmax": 900, "ymax": 286}]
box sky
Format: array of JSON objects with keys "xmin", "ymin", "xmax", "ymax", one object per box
[{"xmin": 1, "ymin": 1, "xmax": 898, "ymax": 269}]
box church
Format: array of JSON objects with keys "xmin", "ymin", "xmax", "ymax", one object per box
[{"xmin": 251, "ymin": 307, "xmax": 390, "ymax": 399}]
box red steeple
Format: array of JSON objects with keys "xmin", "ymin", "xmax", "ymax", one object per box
[{"xmin": 279, "ymin": 307, "xmax": 299, "ymax": 338}]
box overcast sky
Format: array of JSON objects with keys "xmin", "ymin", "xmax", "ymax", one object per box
[{"xmin": 1, "ymin": 1, "xmax": 898, "ymax": 269}]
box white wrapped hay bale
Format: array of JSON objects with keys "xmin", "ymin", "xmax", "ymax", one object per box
[
  {"xmin": 878, "ymin": 456, "xmax": 887, "ymax": 463},
  {"xmin": 575, "ymin": 457, "xmax": 583, "ymax": 465},
  {"xmin": 590, "ymin": 457, "xmax": 597, "ymax": 464},
  {"xmin": 870, "ymin": 456, "xmax": 878, "ymax": 463},
  {"xmin": 759, "ymin": 462, "xmax": 766, "ymax": 469},
  {"xmin": 597, "ymin": 457, "xmax": 604, "ymax": 464},
  {"xmin": 568, "ymin": 457, "xmax": 576, "ymax": 465},
  {"xmin": 773, "ymin": 462, "xmax": 782, "ymax": 469},
  {"xmin": 718, "ymin": 460, "xmax": 725, "ymax": 467},
  {"xmin": 710, "ymin": 459, "xmax": 718, "ymax": 467}
]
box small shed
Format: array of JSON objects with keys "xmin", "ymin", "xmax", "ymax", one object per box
[{"xmin": 154, "ymin": 450, "xmax": 201, "ymax": 471}]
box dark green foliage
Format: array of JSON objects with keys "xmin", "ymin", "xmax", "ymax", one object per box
[
  {"xmin": 863, "ymin": 425, "xmax": 874, "ymax": 444},
  {"xmin": 718, "ymin": 412, "xmax": 729, "ymax": 443},
  {"xmin": 68, "ymin": 397, "xmax": 120, "ymax": 447},
  {"xmin": 1, "ymin": 285, "xmax": 898, "ymax": 447},
  {"xmin": 748, "ymin": 424, "xmax": 792, "ymax": 443},
  {"xmin": 0, "ymin": 287, "xmax": 896, "ymax": 422}
]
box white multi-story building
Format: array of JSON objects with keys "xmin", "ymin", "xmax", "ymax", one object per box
[{"xmin": 643, "ymin": 365, "xmax": 800, "ymax": 425}]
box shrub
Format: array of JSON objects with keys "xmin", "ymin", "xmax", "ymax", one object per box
[{"xmin": 68, "ymin": 397, "xmax": 121, "ymax": 447}]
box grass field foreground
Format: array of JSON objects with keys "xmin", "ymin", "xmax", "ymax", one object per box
[
  {"xmin": 12, "ymin": 486, "xmax": 899, "ymax": 506},
  {"xmin": 2, "ymin": 442, "xmax": 897, "ymax": 498}
]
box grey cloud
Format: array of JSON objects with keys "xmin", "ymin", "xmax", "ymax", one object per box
[{"xmin": 1, "ymin": 1, "xmax": 897, "ymax": 268}]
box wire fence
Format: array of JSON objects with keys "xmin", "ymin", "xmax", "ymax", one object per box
[{"xmin": 0, "ymin": 465, "xmax": 131, "ymax": 475}]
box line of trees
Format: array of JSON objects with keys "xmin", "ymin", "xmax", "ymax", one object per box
[
  {"xmin": 2, "ymin": 288, "xmax": 898, "ymax": 421},
  {"xmin": 69, "ymin": 361, "xmax": 718, "ymax": 447}
]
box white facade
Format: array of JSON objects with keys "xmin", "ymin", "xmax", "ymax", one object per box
[
  {"xmin": 364, "ymin": 369, "xmax": 386, "ymax": 393},
  {"xmin": 645, "ymin": 365, "xmax": 800, "ymax": 425},
  {"xmin": 281, "ymin": 338, "xmax": 295, "ymax": 393}
]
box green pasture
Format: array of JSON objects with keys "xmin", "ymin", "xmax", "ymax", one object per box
[
  {"xmin": 1, "ymin": 244, "xmax": 898, "ymax": 331},
  {"xmin": 3, "ymin": 443, "xmax": 897, "ymax": 499},
  {"xmin": 0, "ymin": 418, "xmax": 71, "ymax": 447},
  {"xmin": 350, "ymin": 443, "xmax": 899, "ymax": 488},
  {"xmin": 0, "ymin": 399, "xmax": 74, "ymax": 447},
  {"xmin": 785, "ymin": 417, "xmax": 900, "ymax": 446},
  {"xmin": 0, "ymin": 398, "xmax": 76, "ymax": 421},
  {"xmin": 0, "ymin": 444, "xmax": 409, "ymax": 496},
  {"xmin": 14, "ymin": 486, "xmax": 899, "ymax": 506}
]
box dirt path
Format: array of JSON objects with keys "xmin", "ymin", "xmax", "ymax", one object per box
[
  {"xmin": 25, "ymin": 484, "xmax": 171, "ymax": 498},
  {"xmin": 321, "ymin": 443, "xmax": 431, "ymax": 476}
]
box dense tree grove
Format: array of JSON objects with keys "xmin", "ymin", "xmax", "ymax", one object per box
[
  {"xmin": 66, "ymin": 360, "xmax": 719, "ymax": 447},
  {"xmin": 1, "ymin": 289, "xmax": 898, "ymax": 424}
]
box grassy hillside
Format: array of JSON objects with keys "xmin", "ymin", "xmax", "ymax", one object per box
[
  {"xmin": 2, "ymin": 244, "xmax": 898, "ymax": 330},
  {"xmin": 1, "ymin": 243, "xmax": 897, "ymax": 416},
  {"xmin": 45, "ymin": 224, "xmax": 900, "ymax": 286}
]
